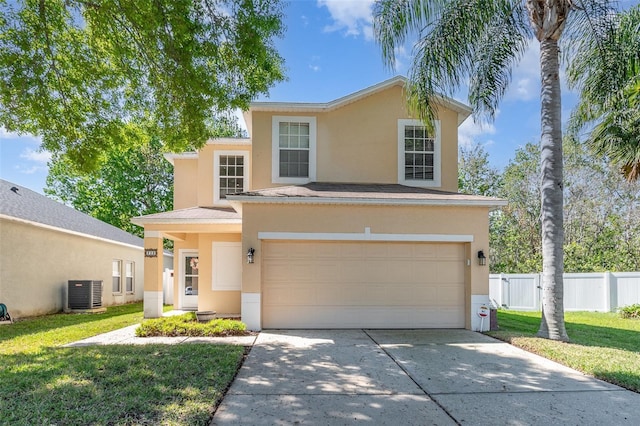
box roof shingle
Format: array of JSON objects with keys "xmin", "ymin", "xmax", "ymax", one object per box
[{"xmin": 0, "ymin": 179, "xmax": 143, "ymax": 247}]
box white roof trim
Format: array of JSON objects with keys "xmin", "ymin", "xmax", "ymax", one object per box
[
  {"xmin": 259, "ymin": 230, "xmax": 474, "ymax": 243},
  {"xmin": 250, "ymin": 76, "xmax": 472, "ymax": 125},
  {"xmin": 163, "ymin": 138, "xmax": 251, "ymax": 165},
  {"xmin": 131, "ymin": 217, "xmax": 242, "ymax": 226},
  {"xmin": 226, "ymin": 195, "xmax": 507, "ymax": 208},
  {"xmin": 206, "ymin": 138, "xmax": 251, "ymax": 146},
  {"xmin": 163, "ymin": 152, "xmax": 198, "ymax": 165},
  {"xmin": 0, "ymin": 214, "xmax": 143, "ymax": 251}
]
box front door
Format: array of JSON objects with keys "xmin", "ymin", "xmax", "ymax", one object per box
[{"xmin": 181, "ymin": 251, "xmax": 199, "ymax": 310}]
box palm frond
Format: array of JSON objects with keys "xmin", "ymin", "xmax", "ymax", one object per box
[
  {"xmin": 374, "ymin": 0, "xmax": 529, "ymax": 126},
  {"xmin": 566, "ymin": 4, "xmax": 640, "ymax": 181}
]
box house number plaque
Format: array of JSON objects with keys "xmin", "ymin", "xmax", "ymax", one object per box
[{"xmin": 145, "ymin": 248, "xmax": 158, "ymax": 258}]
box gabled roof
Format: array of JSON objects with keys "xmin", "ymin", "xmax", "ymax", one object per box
[
  {"xmin": 163, "ymin": 138, "xmax": 251, "ymax": 165},
  {"xmin": 227, "ymin": 182, "xmax": 507, "ymax": 213},
  {"xmin": 248, "ymin": 76, "xmax": 472, "ymax": 128},
  {"xmin": 0, "ymin": 179, "xmax": 143, "ymax": 248},
  {"xmin": 132, "ymin": 206, "xmax": 241, "ymax": 225}
]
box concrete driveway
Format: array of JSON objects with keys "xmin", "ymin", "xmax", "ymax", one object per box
[{"xmin": 212, "ymin": 329, "xmax": 640, "ymax": 425}]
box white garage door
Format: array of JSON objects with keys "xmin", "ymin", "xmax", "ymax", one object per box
[{"xmin": 262, "ymin": 241, "xmax": 466, "ymax": 328}]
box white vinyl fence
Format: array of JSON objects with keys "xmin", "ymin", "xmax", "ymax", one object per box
[{"xmin": 489, "ymin": 272, "xmax": 640, "ymax": 312}]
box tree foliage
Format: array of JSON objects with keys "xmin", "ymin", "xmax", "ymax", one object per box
[
  {"xmin": 44, "ymin": 110, "xmax": 246, "ymax": 244},
  {"xmin": 567, "ymin": 5, "xmax": 640, "ymax": 181},
  {"xmin": 471, "ymin": 139, "xmax": 640, "ymax": 274},
  {"xmin": 458, "ymin": 143, "xmax": 502, "ymax": 197},
  {"xmin": 45, "ymin": 137, "xmax": 174, "ymax": 241},
  {"xmin": 0, "ymin": 0, "xmax": 284, "ymax": 170}
]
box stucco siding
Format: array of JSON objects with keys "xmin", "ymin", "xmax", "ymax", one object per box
[
  {"xmin": 173, "ymin": 158, "xmax": 198, "ymax": 209},
  {"xmin": 0, "ymin": 218, "xmax": 144, "ymax": 318},
  {"xmin": 172, "ymin": 233, "xmax": 241, "ymax": 313},
  {"xmin": 249, "ymin": 85, "xmax": 461, "ymax": 192},
  {"xmin": 240, "ymin": 203, "xmax": 490, "ymax": 324}
]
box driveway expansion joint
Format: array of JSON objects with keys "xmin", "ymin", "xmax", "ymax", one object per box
[{"xmin": 362, "ymin": 329, "xmax": 462, "ymax": 426}]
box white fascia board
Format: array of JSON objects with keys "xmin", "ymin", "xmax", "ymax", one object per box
[
  {"xmin": 163, "ymin": 140, "xmax": 250, "ymax": 166},
  {"xmin": 163, "ymin": 152, "xmax": 198, "ymax": 165},
  {"xmin": 131, "ymin": 217, "xmax": 242, "ymax": 226},
  {"xmin": 250, "ymin": 76, "xmax": 406, "ymax": 113},
  {"xmin": 206, "ymin": 138, "xmax": 251, "ymax": 146},
  {"xmin": 0, "ymin": 214, "xmax": 143, "ymax": 250},
  {"xmin": 144, "ymin": 230, "xmax": 163, "ymax": 238},
  {"xmin": 250, "ymin": 75, "xmax": 472, "ymax": 125},
  {"xmin": 226, "ymin": 195, "xmax": 507, "ymax": 209},
  {"xmin": 258, "ymin": 230, "xmax": 474, "ymax": 243}
]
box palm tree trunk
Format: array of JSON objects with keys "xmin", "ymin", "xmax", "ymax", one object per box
[{"xmin": 537, "ymin": 38, "xmax": 569, "ymax": 341}]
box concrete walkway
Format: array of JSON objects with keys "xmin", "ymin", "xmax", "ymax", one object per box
[
  {"xmin": 212, "ymin": 329, "xmax": 640, "ymax": 425},
  {"xmin": 64, "ymin": 324, "xmax": 257, "ymax": 347}
]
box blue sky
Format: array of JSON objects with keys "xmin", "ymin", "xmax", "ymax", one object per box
[{"xmin": 1, "ymin": 0, "xmax": 638, "ymax": 193}]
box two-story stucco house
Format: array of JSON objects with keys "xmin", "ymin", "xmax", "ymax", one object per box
[{"xmin": 133, "ymin": 76, "xmax": 506, "ymax": 331}]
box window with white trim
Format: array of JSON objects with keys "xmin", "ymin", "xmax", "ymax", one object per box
[
  {"xmin": 398, "ymin": 119, "xmax": 441, "ymax": 187},
  {"xmin": 214, "ymin": 151, "xmax": 249, "ymax": 205},
  {"xmin": 272, "ymin": 116, "xmax": 316, "ymax": 184},
  {"xmin": 125, "ymin": 261, "xmax": 134, "ymax": 293},
  {"xmin": 112, "ymin": 260, "xmax": 122, "ymax": 293}
]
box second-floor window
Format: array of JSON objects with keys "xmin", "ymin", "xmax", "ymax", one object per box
[
  {"xmin": 214, "ymin": 151, "xmax": 249, "ymax": 205},
  {"xmin": 272, "ymin": 116, "xmax": 316, "ymax": 184},
  {"xmin": 398, "ymin": 119, "xmax": 441, "ymax": 187},
  {"xmin": 219, "ymin": 155, "xmax": 244, "ymax": 198}
]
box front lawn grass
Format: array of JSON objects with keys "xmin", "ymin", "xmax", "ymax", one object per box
[
  {"xmin": 0, "ymin": 302, "xmax": 152, "ymax": 355},
  {"xmin": 488, "ymin": 310, "xmax": 640, "ymax": 392},
  {"xmin": 0, "ymin": 303, "xmax": 246, "ymax": 425}
]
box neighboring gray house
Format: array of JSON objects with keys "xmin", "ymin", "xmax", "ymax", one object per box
[{"xmin": 0, "ymin": 179, "xmax": 171, "ymax": 318}]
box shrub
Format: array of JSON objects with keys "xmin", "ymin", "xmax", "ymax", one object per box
[
  {"xmin": 619, "ymin": 304, "xmax": 640, "ymax": 319},
  {"xmin": 136, "ymin": 313, "xmax": 249, "ymax": 337}
]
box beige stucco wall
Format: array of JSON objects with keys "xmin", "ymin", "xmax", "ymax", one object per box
[
  {"xmin": 240, "ymin": 203, "xmax": 490, "ymax": 326},
  {"xmin": 173, "ymin": 143, "xmax": 252, "ymax": 210},
  {"xmin": 173, "ymin": 158, "xmax": 198, "ymax": 209},
  {"xmin": 249, "ymin": 85, "xmax": 460, "ymax": 192},
  {"xmin": 172, "ymin": 232, "xmax": 241, "ymax": 314},
  {"xmin": 0, "ymin": 218, "xmax": 144, "ymax": 318}
]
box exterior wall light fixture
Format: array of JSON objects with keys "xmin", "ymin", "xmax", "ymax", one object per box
[
  {"xmin": 247, "ymin": 248, "xmax": 255, "ymax": 264},
  {"xmin": 477, "ymin": 250, "xmax": 486, "ymax": 266}
]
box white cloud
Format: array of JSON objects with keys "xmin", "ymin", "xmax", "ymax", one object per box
[
  {"xmin": 16, "ymin": 165, "xmax": 44, "ymax": 175},
  {"xmin": 20, "ymin": 147, "xmax": 52, "ymax": 164},
  {"xmin": 505, "ymin": 42, "xmax": 540, "ymax": 102},
  {"xmin": 308, "ymin": 55, "xmax": 322, "ymax": 72},
  {"xmin": 0, "ymin": 127, "xmax": 40, "ymax": 144},
  {"xmin": 458, "ymin": 115, "xmax": 497, "ymax": 147},
  {"xmin": 392, "ymin": 45, "xmax": 410, "ymax": 73},
  {"xmin": 317, "ymin": 0, "xmax": 375, "ymax": 41}
]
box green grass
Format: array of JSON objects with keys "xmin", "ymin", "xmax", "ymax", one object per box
[
  {"xmin": 0, "ymin": 302, "xmax": 151, "ymax": 355},
  {"xmin": 136, "ymin": 312, "xmax": 249, "ymax": 337},
  {"xmin": 488, "ymin": 310, "xmax": 640, "ymax": 392},
  {"xmin": 0, "ymin": 303, "xmax": 246, "ymax": 425}
]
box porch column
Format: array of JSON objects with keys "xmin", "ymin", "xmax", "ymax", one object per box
[{"xmin": 143, "ymin": 231, "xmax": 164, "ymax": 318}]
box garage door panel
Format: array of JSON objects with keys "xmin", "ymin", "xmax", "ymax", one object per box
[
  {"xmin": 339, "ymin": 243, "xmax": 365, "ymax": 258},
  {"xmin": 437, "ymin": 243, "xmax": 465, "ymax": 259},
  {"xmin": 265, "ymin": 306, "xmax": 464, "ymax": 329},
  {"xmin": 437, "ymin": 261, "xmax": 465, "ymax": 283},
  {"xmin": 262, "ymin": 241, "xmax": 465, "ymax": 328},
  {"xmin": 437, "ymin": 285, "xmax": 465, "ymax": 306},
  {"xmin": 413, "ymin": 244, "xmax": 438, "ymax": 259}
]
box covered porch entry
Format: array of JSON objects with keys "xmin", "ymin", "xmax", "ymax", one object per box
[{"xmin": 132, "ymin": 207, "xmax": 242, "ymax": 318}]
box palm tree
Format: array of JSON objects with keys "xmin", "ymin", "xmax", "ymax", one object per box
[
  {"xmin": 568, "ymin": 6, "xmax": 640, "ymax": 182},
  {"xmin": 374, "ymin": 0, "xmax": 616, "ymax": 341}
]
